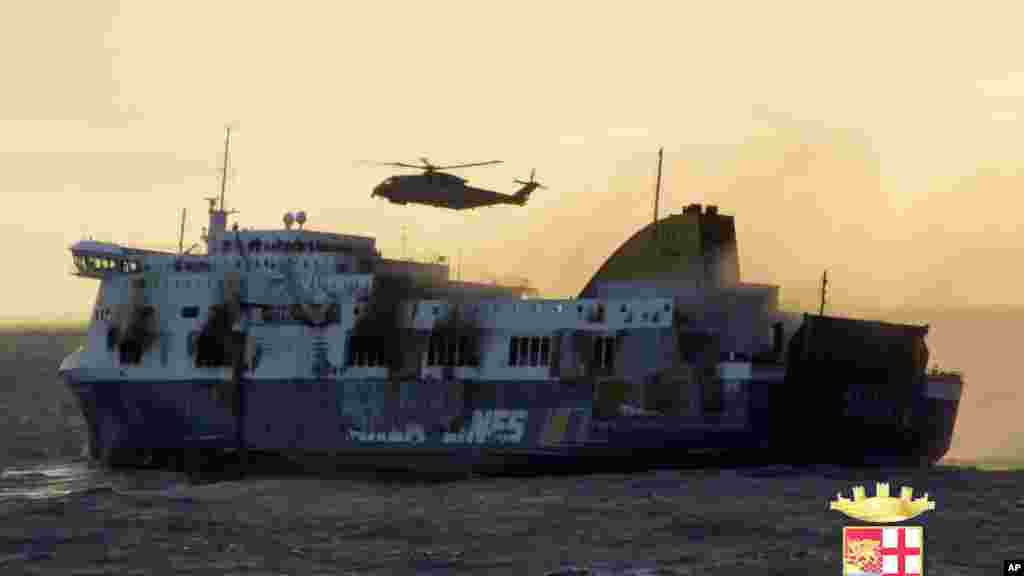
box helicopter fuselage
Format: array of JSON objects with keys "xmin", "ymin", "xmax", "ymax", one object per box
[{"xmin": 372, "ymin": 172, "xmax": 530, "ymax": 210}]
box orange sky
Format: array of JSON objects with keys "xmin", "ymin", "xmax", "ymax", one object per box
[{"xmin": 3, "ymin": 1, "xmax": 1023, "ymax": 321}]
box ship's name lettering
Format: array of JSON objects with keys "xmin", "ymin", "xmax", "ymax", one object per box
[
  {"xmin": 348, "ymin": 424, "xmax": 426, "ymax": 443},
  {"xmin": 443, "ymin": 409, "xmax": 528, "ymax": 445}
]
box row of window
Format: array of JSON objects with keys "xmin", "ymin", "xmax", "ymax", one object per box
[
  {"xmin": 223, "ymin": 238, "xmax": 361, "ymax": 254},
  {"xmin": 413, "ymin": 301, "xmax": 672, "ymax": 319},
  {"xmin": 347, "ymin": 334, "xmax": 486, "ymax": 368},
  {"xmin": 508, "ymin": 336, "xmax": 552, "ymax": 367},
  {"xmin": 109, "ymin": 322, "xmax": 618, "ymax": 371},
  {"xmin": 426, "ymin": 334, "xmax": 480, "ymax": 367},
  {"xmin": 506, "ymin": 335, "xmax": 615, "ymax": 368}
]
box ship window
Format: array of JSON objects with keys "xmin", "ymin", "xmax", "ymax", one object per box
[
  {"xmin": 518, "ymin": 337, "xmax": 529, "ymax": 365},
  {"xmin": 445, "ymin": 336, "xmax": 457, "ymax": 366},
  {"xmin": 593, "ymin": 336, "xmax": 615, "ymax": 370},
  {"xmin": 347, "ymin": 335, "xmax": 387, "ymax": 367},
  {"xmin": 540, "ymin": 337, "xmax": 550, "ymax": 365},
  {"xmin": 458, "ymin": 336, "xmax": 470, "ymax": 366},
  {"xmin": 436, "ymin": 337, "xmax": 447, "ymax": 367},
  {"xmin": 529, "ymin": 337, "xmax": 540, "ymax": 366},
  {"xmin": 508, "ymin": 336, "xmax": 519, "ymax": 366},
  {"xmin": 181, "ymin": 306, "xmax": 199, "ymax": 319}
]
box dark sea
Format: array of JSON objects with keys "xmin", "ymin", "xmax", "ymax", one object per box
[{"xmin": 0, "ymin": 317, "xmax": 1021, "ymax": 574}]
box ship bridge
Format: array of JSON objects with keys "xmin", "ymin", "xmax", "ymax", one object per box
[{"xmin": 70, "ymin": 240, "xmax": 169, "ymax": 278}]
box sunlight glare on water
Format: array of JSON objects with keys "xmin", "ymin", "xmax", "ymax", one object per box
[{"xmin": 0, "ymin": 459, "xmax": 109, "ymax": 501}]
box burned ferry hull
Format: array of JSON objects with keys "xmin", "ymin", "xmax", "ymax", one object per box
[
  {"xmin": 772, "ymin": 314, "xmax": 964, "ymax": 466},
  {"xmin": 57, "ymin": 366, "xmax": 788, "ymax": 474},
  {"xmin": 59, "ymin": 344, "xmax": 959, "ymax": 473}
]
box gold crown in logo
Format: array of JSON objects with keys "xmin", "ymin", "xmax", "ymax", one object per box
[{"xmin": 829, "ymin": 482, "xmax": 936, "ymax": 523}]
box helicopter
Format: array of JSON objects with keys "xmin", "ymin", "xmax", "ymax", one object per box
[{"xmin": 367, "ymin": 158, "xmax": 546, "ymax": 210}]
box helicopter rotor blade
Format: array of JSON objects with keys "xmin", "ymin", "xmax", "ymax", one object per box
[
  {"xmin": 432, "ymin": 160, "xmax": 503, "ymax": 170},
  {"xmin": 356, "ymin": 160, "xmax": 426, "ymax": 169}
]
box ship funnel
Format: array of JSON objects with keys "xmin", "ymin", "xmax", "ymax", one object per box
[
  {"xmin": 284, "ymin": 212, "xmax": 295, "ymax": 230},
  {"xmin": 295, "ymin": 211, "xmax": 307, "ymax": 230}
]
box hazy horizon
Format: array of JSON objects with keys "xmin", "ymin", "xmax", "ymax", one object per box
[{"xmin": 4, "ymin": 2, "xmax": 1024, "ymax": 322}]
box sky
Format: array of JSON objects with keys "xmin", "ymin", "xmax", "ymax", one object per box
[{"xmin": 3, "ymin": 1, "xmax": 1024, "ymax": 322}]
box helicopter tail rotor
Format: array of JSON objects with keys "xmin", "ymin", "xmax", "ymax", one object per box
[
  {"xmin": 512, "ymin": 169, "xmax": 546, "ymax": 205},
  {"xmin": 514, "ymin": 168, "xmax": 547, "ymax": 189}
]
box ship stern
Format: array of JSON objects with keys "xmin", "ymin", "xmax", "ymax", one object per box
[{"xmin": 920, "ymin": 372, "xmax": 964, "ymax": 464}]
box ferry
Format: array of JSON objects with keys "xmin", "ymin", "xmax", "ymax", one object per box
[{"xmin": 57, "ymin": 141, "xmax": 963, "ymax": 475}]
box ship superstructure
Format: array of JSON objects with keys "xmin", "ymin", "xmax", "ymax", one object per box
[{"xmin": 58, "ymin": 139, "xmax": 963, "ymax": 474}]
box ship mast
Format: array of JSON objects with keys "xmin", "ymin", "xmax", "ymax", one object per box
[
  {"xmin": 206, "ymin": 126, "xmax": 236, "ymax": 255},
  {"xmin": 819, "ymin": 269, "xmax": 828, "ymax": 315},
  {"xmin": 652, "ymin": 147, "xmax": 663, "ymax": 244},
  {"xmin": 178, "ymin": 208, "xmax": 187, "ymax": 254},
  {"xmin": 220, "ymin": 125, "xmax": 231, "ymax": 212}
]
